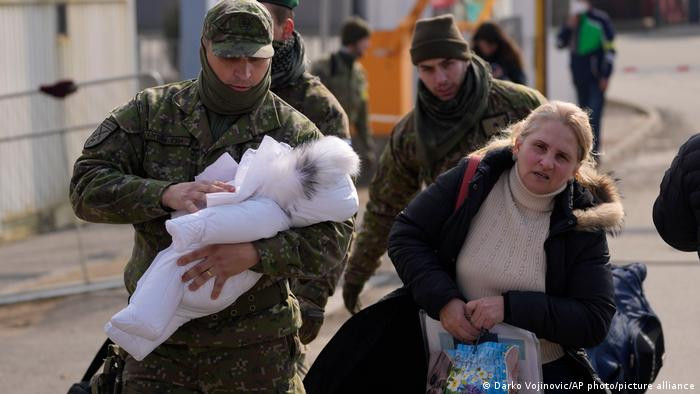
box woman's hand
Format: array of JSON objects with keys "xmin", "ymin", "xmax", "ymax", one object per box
[
  {"xmin": 465, "ymin": 296, "xmax": 504, "ymax": 330},
  {"xmin": 439, "ymin": 299, "xmax": 481, "ymax": 343},
  {"xmin": 177, "ymin": 242, "xmax": 260, "ymax": 299}
]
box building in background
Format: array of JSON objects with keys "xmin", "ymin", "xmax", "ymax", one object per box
[
  {"xmin": 3, "ymin": 0, "xmax": 699, "ymax": 243},
  {"xmin": 0, "ymin": 1, "xmax": 137, "ymax": 94},
  {"xmin": 0, "ymin": 0, "xmax": 139, "ymax": 241},
  {"xmin": 177, "ymin": 0, "xmax": 365, "ymax": 79},
  {"xmin": 592, "ymin": 0, "xmax": 700, "ymax": 28}
]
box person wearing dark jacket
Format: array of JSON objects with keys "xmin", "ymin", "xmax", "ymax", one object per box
[
  {"xmin": 557, "ymin": 0, "xmax": 615, "ymax": 156},
  {"xmin": 653, "ymin": 133, "xmax": 700, "ymax": 258},
  {"xmin": 388, "ymin": 101, "xmax": 621, "ymax": 391}
]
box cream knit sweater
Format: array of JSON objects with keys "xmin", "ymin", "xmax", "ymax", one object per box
[{"xmin": 456, "ymin": 166, "xmax": 566, "ymax": 364}]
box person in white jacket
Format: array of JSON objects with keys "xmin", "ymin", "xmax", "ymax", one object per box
[{"xmin": 105, "ymin": 135, "xmax": 359, "ymax": 360}]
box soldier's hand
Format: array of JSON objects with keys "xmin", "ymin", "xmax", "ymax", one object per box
[
  {"xmin": 342, "ymin": 282, "xmax": 364, "ymax": 314},
  {"xmin": 161, "ymin": 181, "xmax": 234, "ymax": 213},
  {"xmin": 177, "ymin": 242, "xmax": 260, "ymax": 299}
]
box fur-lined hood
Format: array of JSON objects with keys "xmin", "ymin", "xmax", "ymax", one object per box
[
  {"xmin": 258, "ymin": 135, "xmax": 360, "ymax": 209},
  {"xmin": 571, "ymin": 171, "xmax": 624, "ymax": 234}
]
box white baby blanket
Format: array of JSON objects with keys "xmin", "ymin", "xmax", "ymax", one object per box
[{"xmin": 105, "ymin": 135, "xmax": 359, "ymax": 360}]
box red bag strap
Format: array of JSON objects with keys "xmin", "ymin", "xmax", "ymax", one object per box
[{"xmin": 454, "ymin": 156, "xmax": 481, "ymax": 212}]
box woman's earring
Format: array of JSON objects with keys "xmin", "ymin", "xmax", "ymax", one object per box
[{"xmin": 512, "ymin": 152, "xmax": 517, "ymax": 161}]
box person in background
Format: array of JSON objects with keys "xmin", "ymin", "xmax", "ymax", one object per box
[
  {"xmin": 389, "ymin": 101, "xmax": 620, "ymax": 392},
  {"xmin": 341, "ymin": 14, "xmax": 546, "ymax": 314},
  {"xmin": 653, "ymin": 133, "xmax": 700, "ymax": 259},
  {"xmin": 472, "ymin": 21, "xmax": 527, "ymax": 85},
  {"xmin": 312, "ymin": 16, "xmax": 375, "ymax": 184},
  {"xmin": 257, "ymin": 0, "xmax": 353, "ymax": 347},
  {"xmin": 557, "ymin": 0, "xmax": 615, "ymax": 157}
]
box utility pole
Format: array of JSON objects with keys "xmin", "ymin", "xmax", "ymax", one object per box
[
  {"xmin": 319, "ymin": 0, "xmax": 329, "ymax": 53},
  {"xmin": 690, "ymin": 0, "xmax": 700, "ymax": 24},
  {"xmin": 342, "ymin": 0, "xmax": 352, "ymax": 20},
  {"xmin": 535, "ymin": 0, "xmax": 547, "ymax": 96},
  {"xmin": 180, "ymin": 0, "xmax": 217, "ymax": 79}
]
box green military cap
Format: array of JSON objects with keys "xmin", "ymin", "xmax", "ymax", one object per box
[
  {"xmin": 202, "ymin": 0, "xmax": 274, "ymax": 58},
  {"xmin": 258, "ymin": 0, "xmax": 299, "ymax": 9}
]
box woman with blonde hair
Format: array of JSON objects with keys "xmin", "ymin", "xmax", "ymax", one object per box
[{"xmin": 388, "ymin": 101, "xmax": 622, "ymax": 391}]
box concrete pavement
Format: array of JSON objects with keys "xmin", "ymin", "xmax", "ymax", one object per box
[{"xmin": 600, "ymin": 27, "xmax": 700, "ymax": 388}]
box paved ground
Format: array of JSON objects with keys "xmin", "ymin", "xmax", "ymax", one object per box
[
  {"xmin": 0, "ymin": 223, "xmax": 132, "ymax": 295},
  {"xmin": 600, "ymin": 27, "xmax": 700, "ymax": 388},
  {"xmin": 2, "ymin": 26, "xmax": 700, "ymax": 393}
]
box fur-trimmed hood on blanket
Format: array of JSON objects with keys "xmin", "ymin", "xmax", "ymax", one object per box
[{"xmin": 257, "ymin": 136, "xmax": 360, "ymax": 210}]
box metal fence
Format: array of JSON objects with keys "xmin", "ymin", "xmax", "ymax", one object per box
[{"xmin": 0, "ymin": 73, "xmax": 163, "ymax": 304}]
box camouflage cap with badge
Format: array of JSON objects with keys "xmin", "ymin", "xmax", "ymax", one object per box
[{"xmin": 202, "ymin": 0, "xmax": 274, "ymax": 58}]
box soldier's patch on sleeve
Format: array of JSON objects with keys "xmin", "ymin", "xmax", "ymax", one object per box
[
  {"xmin": 84, "ymin": 118, "xmax": 119, "ymax": 149},
  {"xmin": 481, "ymin": 113, "xmax": 510, "ymax": 137}
]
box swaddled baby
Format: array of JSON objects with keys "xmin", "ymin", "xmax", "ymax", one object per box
[{"xmin": 105, "ymin": 135, "xmax": 360, "ymax": 360}]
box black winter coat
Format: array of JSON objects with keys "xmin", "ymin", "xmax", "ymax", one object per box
[
  {"xmin": 388, "ymin": 148, "xmax": 622, "ymax": 380},
  {"xmin": 653, "ymin": 133, "xmax": 700, "ymax": 257}
]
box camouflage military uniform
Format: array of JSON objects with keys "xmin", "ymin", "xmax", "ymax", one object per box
[
  {"xmin": 70, "ymin": 1, "xmax": 352, "ymax": 392},
  {"xmin": 273, "ymin": 72, "xmax": 349, "ymax": 140},
  {"xmin": 311, "ymin": 52, "xmax": 374, "ymax": 175},
  {"xmin": 343, "ymin": 78, "xmax": 546, "ymax": 293},
  {"xmin": 71, "ymin": 80, "xmax": 353, "ymax": 393},
  {"xmin": 264, "ymin": 21, "xmax": 352, "ymax": 344},
  {"xmin": 273, "ymin": 71, "xmax": 352, "ymax": 345}
]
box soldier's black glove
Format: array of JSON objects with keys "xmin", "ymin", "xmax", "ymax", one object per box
[
  {"xmin": 342, "ymin": 282, "xmax": 364, "ymax": 314},
  {"xmin": 298, "ymin": 298, "xmax": 325, "ymax": 344}
]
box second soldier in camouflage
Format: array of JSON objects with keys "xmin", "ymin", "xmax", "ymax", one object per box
[
  {"xmin": 312, "ymin": 16, "xmax": 376, "ymax": 184},
  {"xmin": 256, "ymin": 0, "xmax": 353, "ymax": 348}
]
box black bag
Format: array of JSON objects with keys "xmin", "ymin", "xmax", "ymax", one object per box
[
  {"xmin": 586, "ymin": 263, "xmax": 665, "ymax": 393},
  {"xmin": 304, "ymin": 288, "xmax": 427, "ymax": 394},
  {"xmin": 67, "ymin": 338, "xmax": 125, "ymax": 394}
]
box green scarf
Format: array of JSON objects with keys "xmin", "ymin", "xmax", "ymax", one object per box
[
  {"xmin": 414, "ymin": 56, "xmax": 492, "ymax": 172},
  {"xmin": 197, "ymin": 45, "xmax": 271, "ymax": 116},
  {"xmin": 271, "ymin": 31, "xmax": 307, "ymax": 90}
]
